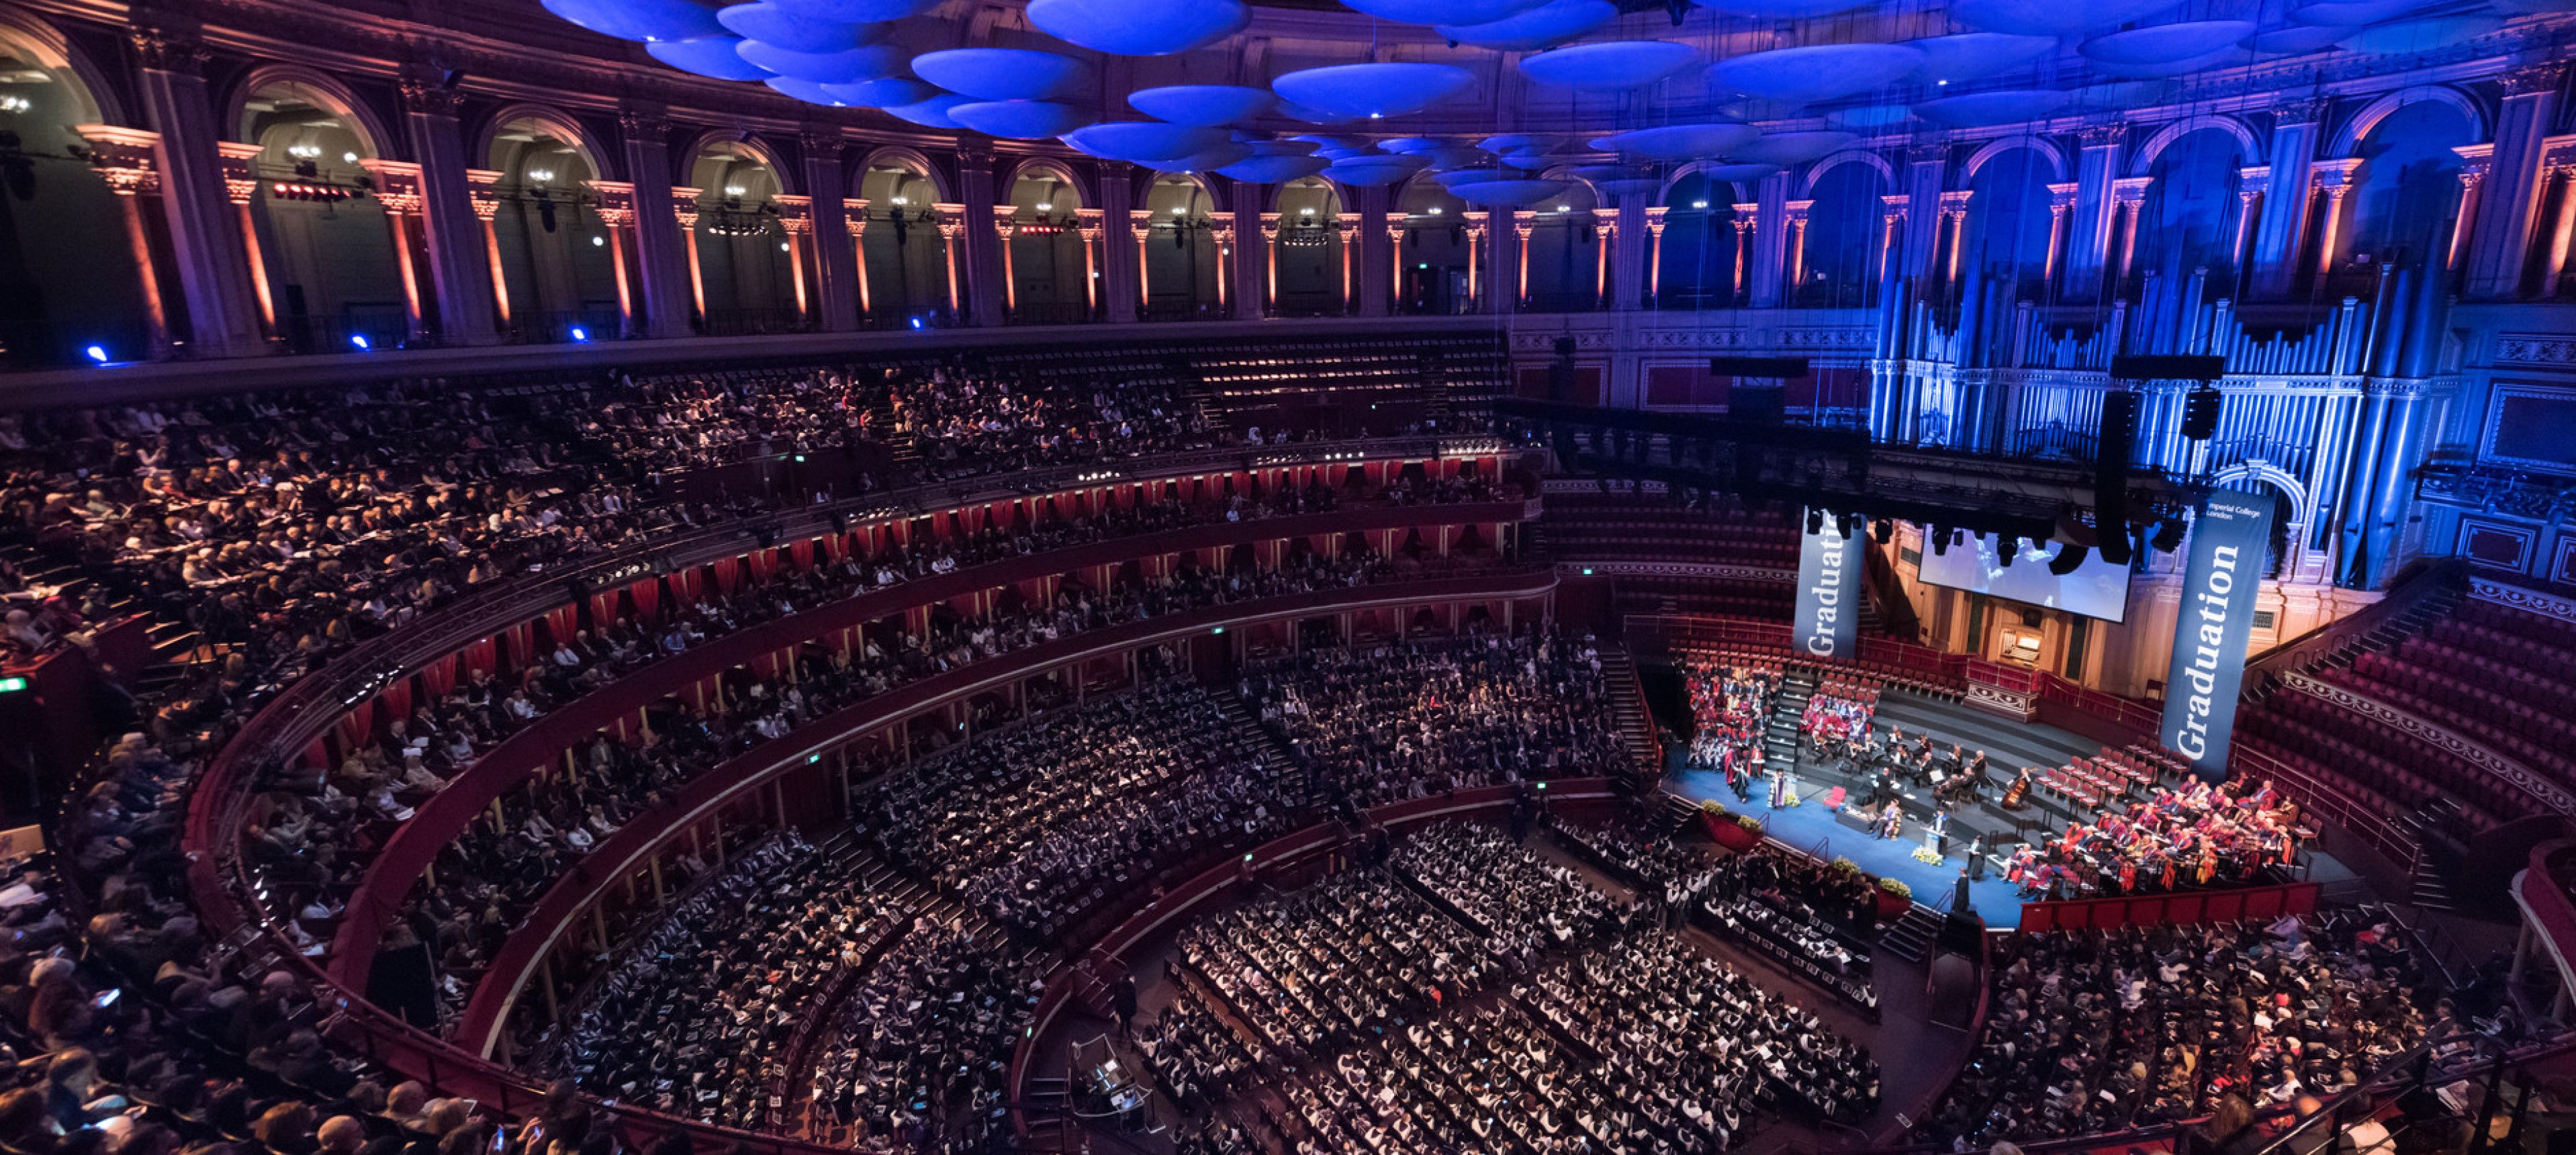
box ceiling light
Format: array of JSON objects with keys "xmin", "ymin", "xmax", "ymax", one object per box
[
  {"xmin": 723, "ymin": 184, "xmax": 747, "ymax": 197},
  {"xmin": 529, "ymin": 169, "xmax": 555, "ymax": 183},
  {"xmin": 892, "ymin": 195, "xmax": 909, "ymax": 205},
  {"xmin": 779, "ymin": 242, "xmax": 790, "ymax": 251},
  {"xmin": 286, "ymin": 142, "xmax": 321, "ymax": 160},
  {"xmin": 591, "ymin": 236, "xmax": 605, "ymax": 246},
  {"xmin": 1299, "ymin": 206, "xmax": 1316, "ymax": 216},
  {"xmin": 1554, "ymin": 203, "xmax": 1569, "ymax": 212},
  {"xmin": 1427, "ymin": 206, "xmax": 1442, "ymax": 215},
  {"xmin": 0, "ymin": 95, "xmax": 30, "ymax": 114},
  {"xmin": 342, "ymin": 151, "xmax": 359, "ymax": 163},
  {"xmin": 1035, "ymin": 201, "xmax": 1052, "ymax": 212},
  {"xmin": 1170, "ymin": 205, "xmax": 1185, "ymax": 215}
]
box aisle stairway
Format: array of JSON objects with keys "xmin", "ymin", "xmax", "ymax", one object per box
[
  {"xmin": 1598, "ymin": 643, "xmax": 1664, "ymax": 785},
  {"xmin": 1879, "ymin": 896, "xmax": 1949, "ymax": 964},
  {"xmin": 1214, "ymin": 686, "xmax": 1311, "ymax": 812}
]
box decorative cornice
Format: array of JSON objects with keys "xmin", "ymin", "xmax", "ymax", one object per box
[
  {"xmin": 2500, "ymin": 62, "xmax": 2569, "ymax": 97},
  {"xmin": 2279, "ymin": 669, "xmax": 2576, "ymax": 818},
  {"xmin": 2469, "ymin": 575, "xmax": 2576, "ymax": 625},
  {"xmin": 126, "ymin": 21, "xmax": 210, "ymax": 74},
  {"xmin": 2076, "ymin": 122, "xmax": 2129, "ymax": 148}
]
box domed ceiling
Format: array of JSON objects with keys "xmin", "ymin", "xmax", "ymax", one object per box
[{"xmin": 539, "ymin": 0, "xmax": 2556, "ymax": 191}]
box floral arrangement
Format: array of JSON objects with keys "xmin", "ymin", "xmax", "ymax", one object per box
[
  {"xmin": 1735, "ymin": 815, "xmax": 1765, "ymax": 835},
  {"xmin": 1876, "ymin": 877, "xmax": 1913, "ymax": 899},
  {"xmin": 1829, "ymin": 856, "xmax": 1861, "ymax": 875},
  {"xmin": 1911, "ymin": 846, "xmax": 1945, "ymax": 866}
]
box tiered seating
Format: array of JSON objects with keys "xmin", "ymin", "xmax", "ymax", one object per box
[
  {"xmin": 2240, "ymin": 678, "xmax": 2510, "ymax": 829},
  {"xmin": 1178, "ymin": 868, "xmax": 1498, "ymax": 1060},
  {"xmin": 802, "ymin": 914, "xmax": 1044, "ymax": 1146},
  {"xmin": 862, "ymin": 679, "xmax": 1300, "ymax": 940},
  {"xmin": 1540, "ymin": 490, "xmax": 1800, "ymax": 569},
  {"xmin": 1390, "ymin": 821, "xmax": 1623, "ymax": 968},
  {"xmin": 1925, "ymin": 911, "xmax": 2438, "ymax": 1147},
  {"xmin": 542, "ymin": 833, "xmax": 919, "ymax": 1131}
]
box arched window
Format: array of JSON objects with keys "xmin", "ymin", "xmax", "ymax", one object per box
[
  {"xmin": 685, "ymin": 142, "xmax": 800, "ymax": 334},
  {"xmin": 1656, "ymin": 173, "xmax": 1743, "ymax": 309},
  {"xmin": 484, "ymin": 116, "xmax": 620, "ymax": 342},
  {"xmin": 0, "ymin": 27, "xmax": 152, "ymax": 367},
  {"xmin": 2135, "ymin": 130, "xmax": 2248, "ymax": 295},
  {"xmin": 1522, "ymin": 180, "xmax": 1602, "ymax": 313},
  {"xmin": 2334, "ymin": 101, "xmax": 2471, "ymax": 299},
  {"xmin": 240, "ymin": 79, "xmax": 408, "ymax": 351},
  {"xmin": 1962, "ymin": 146, "xmax": 2056, "ymax": 299},
  {"xmin": 1796, "ymin": 163, "xmax": 1887, "ymax": 308},
  {"xmin": 1267, "ymin": 178, "xmax": 1340, "ymax": 318},
  {"xmin": 856, "ymin": 158, "xmax": 950, "ymax": 326},
  {"xmin": 1393, "ymin": 178, "xmax": 1470, "ymax": 315},
  {"xmin": 1003, "ymin": 166, "xmax": 1091, "ymax": 324}
]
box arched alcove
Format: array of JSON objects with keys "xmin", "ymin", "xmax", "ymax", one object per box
[
  {"xmin": 1656, "ymin": 173, "xmax": 1743, "ymax": 309},
  {"xmin": 484, "ymin": 114, "xmax": 621, "ymax": 340},
  {"xmin": 1393, "ymin": 177, "xmax": 1471, "ymax": 315},
  {"xmin": 0, "ymin": 24, "xmax": 154, "ymax": 366},
  {"xmin": 1004, "ymin": 163, "xmax": 1091, "ymax": 324},
  {"xmin": 1960, "ymin": 145, "xmax": 2056, "ymax": 299},
  {"xmin": 2335, "ymin": 100, "xmax": 2472, "ymax": 299},
  {"xmin": 1135, "ymin": 174, "xmax": 1222, "ymax": 320},
  {"xmin": 1523, "ymin": 179, "xmax": 1602, "ymax": 313},
  {"xmin": 685, "ymin": 142, "xmax": 801, "ymax": 334},
  {"xmin": 239, "ymin": 78, "xmax": 408, "ymax": 351},
  {"xmin": 1795, "ymin": 162, "xmax": 1887, "ymax": 308},
  {"xmin": 2133, "ymin": 128, "xmax": 2249, "ymax": 294},
  {"xmin": 856, "ymin": 158, "xmax": 953, "ymax": 326}
]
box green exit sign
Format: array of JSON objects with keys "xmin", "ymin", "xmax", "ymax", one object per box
[{"xmin": 0, "ymin": 677, "xmax": 26, "ymax": 694}]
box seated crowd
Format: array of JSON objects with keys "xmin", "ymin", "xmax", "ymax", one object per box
[
  {"xmin": 1798, "ymin": 678, "xmax": 1878, "ymax": 747},
  {"xmin": 863, "ymin": 675, "xmax": 1300, "ymax": 940},
  {"xmin": 1929, "ymin": 911, "xmax": 2439, "ymax": 1146},
  {"xmin": 544, "ymin": 833, "xmax": 913, "ymax": 1132},
  {"xmin": 802, "ymin": 915, "xmax": 1044, "ymax": 1150},
  {"xmin": 1683, "ymin": 661, "xmax": 1778, "ymax": 775},
  {"xmin": 1240, "ymin": 632, "xmax": 1627, "ymax": 810},
  {"xmin": 1391, "ymin": 822, "xmax": 1625, "ymax": 971}
]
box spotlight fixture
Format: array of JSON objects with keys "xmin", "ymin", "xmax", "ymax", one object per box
[
  {"xmin": 529, "ymin": 169, "xmax": 555, "ymax": 183},
  {"xmin": 1874, "ymin": 518, "xmax": 1893, "ymax": 545},
  {"xmin": 285, "ymin": 142, "xmax": 322, "ymax": 160},
  {"xmin": 1035, "ymin": 201, "xmax": 1052, "ymax": 212},
  {"xmin": 1690, "ymin": 199, "xmax": 1709, "ymax": 210},
  {"xmin": 2047, "ymin": 543, "xmax": 2088, "ymax": 575},
  {"xmin": 591, "ymin": 236, "xmax": 605, "ymax": 246},
  {"xmin": 1997, "ymin": 536, "xmax": 2017, "ymax": 566},
  {"xmin": 341, "ymin": 151, "xmax": 359, "ymax": 164},
  {"xmin": 1427, "ymin": 205, "xmax": 1443, "ymax": 216},
  {"xmin": 1805, "ymin": 508, "xmax": 1824, "ymax": 535},
  {"xmin": 891, "ymin": 195, "xmax": 910, "ymax": 205},
  {"xmin": 1835, "ymin": 512, "xmax": 1855, "ymax": 541},
  {"xmin": 569, "ymin": 326, "xmax": 589, "ymax": 342},
  {"xmin": 349, "ymin": 334, "xmax": 371, "ymax": 351},
  {"xmin": 0, "ymin": 95, "xmax": 30, "ymax": 114},
  {"xmin": 84, "ymin": 344, "xmax": 109, "ymax": 365},
  {"xmin": 723, "ymin": 184, "xmax": 747, "ymax": 197},
  {"xmin": 2152, "ymin": 518, "xmax": 2187, "ymax": 553},
  {"xmin": 1930, "ymin": 527, "xmax": 1949, "ymax": 556}
]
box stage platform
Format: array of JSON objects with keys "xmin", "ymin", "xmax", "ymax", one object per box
[{"xmin": 1659, "ymin": 685, "xmax": 2356, "ymax": 927}]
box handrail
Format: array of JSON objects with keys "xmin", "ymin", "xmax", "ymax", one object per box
[
  {"xmin": 321, "ymin": 501, "xmax": 1537, "ymax": 988},
  {"xmin": 451, "ymin": 567, "xmax": 1564, "ymax": 1055},
  {"xmin": 203, "ymin": 567, "xmax": 1562, "ymax": 1154}
]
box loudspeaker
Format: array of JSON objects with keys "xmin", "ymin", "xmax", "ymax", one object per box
[
  {"xmin": 2109, "ymin": 353, "xmax": 2225, "ymax": 382},
  {"xmin": 2181, "ymin": 385, "xmax": 2223, "ymax": 442},
  {"xmin": 2095, "ymin": 391, "xmax": 2137, "ymax": 565}
]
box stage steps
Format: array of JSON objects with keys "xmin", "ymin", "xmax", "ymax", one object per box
[
  {"xmin": 1766, "ymin": 669, "xmax": 1812, "ymax": 776},
  {"xmin": 1880, "ymin": 899, "xmax": 1947, "ymax": 964}
]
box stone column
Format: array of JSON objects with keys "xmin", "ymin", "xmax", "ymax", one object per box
[
  {"xmin": 1511, "ymin": 210, "xmax": 1536, "ymax": 310},
  {"xmin": 1465, "ymin": 212, "xmax": 1492, "ymax": 312},
  {"xmin": 2042, "ymin": 183, "xmax": 2076, "ymax": 289},
  {"xmin": 800, "ymin": 133, "xmax": 859, "ymax": 332},
  {"xmin": 2111, "ymin": 176, "xmax": 2152, "ymax": 287},
  {"xmin": 1383, "ymin": 212, "xmax": 1407, "ymax": 312},
  {"xmin": 2064, "ymin": 124, "xmax": 2127, "ymax": 301},
  {"xmin": 361, "ymin": 161, "xmax": 432, "ymax": 342},
  {"xmin": 124, "ymin": 17, "xmax": 269, "ymax": 357},
  {"xmin": 2464, "ymin": 64, "xmax": 2568, "ymax": 299},
  {"xmin": 583, "ymin": 181, "xmax": 640, "ymax": 335},
  {"xmin": 956, "ymin": 148, "xmax": 1004, "ymax": 325},
  {"xmin": 1336, "ymin": 214, "xmax": 1361, "ymax": 314},
  {"xmin": 673, "ymin": 191, "xmax": 706, "ymax": 324},
  {"xmin": 2230, "ymin": 166, "xmax": 2267, "ymax": 277},
  {"xmin": 2540, "ymin": 165, "xmax": 2576, "ymax": 297},
  {"xmin": 1211, "ymin": 216, "xmax": 1238, "ymax": 318},
  {"xmin": 993, "ymin": 216, "xmax": 1018, "ymax": 319},
  {"xmin": 935, "ymin": 204, "xmax": 966, "ymax": 319},
  {"xmin": 1136, "ymin": 208, "xmax": 1160, "ymax": 316},
  {"xmin": 2251, "ymin": 99, "xmax": 2328, "ymax": 298},
  {"xmin": 466, "ymin": 169, "xmax": 509, "ymax": 329},
  {"xmin": 2448, "ymin": 146, "xmax": 2490, "ymax": 281},
  {"xmin": 216, "ymin": 140, "xmax": 278, "ymax": 338},
  {"xmin": 847, "ymin": 201, "xmax": 872, "ymax": 321},
  {"xmin": 1782, "ymin": 199, "xmax": 1810, "ymax": 304},
  {"xmin": 1938, "ymin": 188, "xmax": 1973, "ymax": 293},
  {"xmin": 617, "ymin": 111, "xmax": 693, "ymax": 338},
  {"xmin": 1075, "ymin": 210, "xmax": 1101, "ymax": 319},
  {"xmin": 2309, "ymin": 159, "xmax": 2362, "ymax": 293},
  {"xmin": 1643, "ymin": 205, "xmax": 1667, "ymax": 307},
  {"xmin": 776, "ymin": 196, "xmax": 815, "ymax": 323},
  {"xmin": 396, "ymin": 71, "xmax": 499, "ymax": 344},
  {"xmin": 77, "ymin": 128, "xmax": 172, "ymax": 356}
]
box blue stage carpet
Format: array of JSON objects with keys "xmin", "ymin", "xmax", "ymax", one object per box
[{"xmin": 1665, "ymin": 768, "xmax": 2031, "ymax": 925}]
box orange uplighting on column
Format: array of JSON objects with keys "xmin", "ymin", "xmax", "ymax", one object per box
[
  {"xmin": 605, "ymin": 218, "xmax": 634, "ymax": 330},
  {"xmin": 481, "ymin": 216, "xmax": 511, "ymax": 325},
  {"xmin": 235, "ymin": 198, "xmax": 277, "ymax": 332}
]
